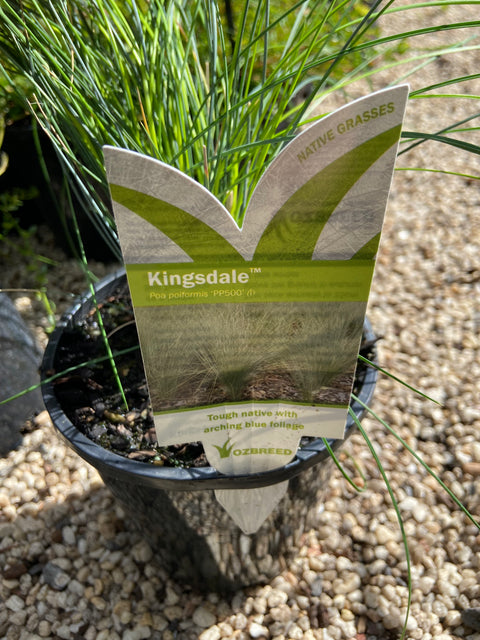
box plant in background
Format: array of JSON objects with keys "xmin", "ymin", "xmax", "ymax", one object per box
[
  {"xmin": 0, "ymin": 72, "xmax": 32, "ymax": 125},
  {"xmin": 0, "ymin": 113, "xmax": 55, "ymax": 327},
  {"xmin": 0, "ymin": 115, "xmax": 7, "ymax": 176},
  {"xmin": 0, "ymin": 189, "xmax": 53, "ymax": 285},
  {"xmin": 1, "ymin": 0, "xmax": 478, "ymax": 256},
  {"xmin": 217, "ymin": 0, "xmax": 376, "ymax": 87}
]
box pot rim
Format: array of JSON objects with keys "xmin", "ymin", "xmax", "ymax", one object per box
[{"xmin": 41, "ymin": 268, "xmax": 378, "ymax": 491}]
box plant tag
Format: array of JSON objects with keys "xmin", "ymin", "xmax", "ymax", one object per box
[{"xmin": 104, "ymin": 86, "xmax": 408, "ymax": 533}]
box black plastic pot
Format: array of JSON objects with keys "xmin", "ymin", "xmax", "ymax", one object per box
[{"xmin": 41, "ymin": 269, "xmax": 378, "ymax": 591}]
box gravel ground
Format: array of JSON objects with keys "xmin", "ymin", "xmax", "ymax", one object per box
[{"xmin": 2, "ymin": 3, "xmax": 480, "ymax": 639}]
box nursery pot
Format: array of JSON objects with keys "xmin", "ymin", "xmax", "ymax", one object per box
[{"xmin": 41, "ymin": 269, "xmax": 378, "ymax": 592}]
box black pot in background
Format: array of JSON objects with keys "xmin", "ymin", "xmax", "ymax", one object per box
[{"xmin": 41, "ymin": 269, "xmax": 378, "ymax": 592}]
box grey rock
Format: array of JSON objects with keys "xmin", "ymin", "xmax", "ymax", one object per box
[
  {"xmin": 192, "ymin": 606, "xmax": 217, "ymax": 628},
  {"xmin": 0, "ymin": 293, "xmax": 43, "ymax": 455},
  {"xmin": 462, "ymin": 608, "xmax": 480, "ymax": 631},
  {"xmin": 42, "ymin": 562, "xmax": 70, "ymax": 591},
  {"xmin": 311, "ymin": 577, "xmax": 324, "ymax": 596}
]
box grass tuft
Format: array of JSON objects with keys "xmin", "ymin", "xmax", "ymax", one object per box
[{"xmin": 282, "ymin": 301, "xmax": 366, "ymax": 402}]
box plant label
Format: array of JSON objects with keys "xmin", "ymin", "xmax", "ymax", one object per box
[{"xmin": 104, "ymin": 85, "xmax": 408, "ymax": 533}]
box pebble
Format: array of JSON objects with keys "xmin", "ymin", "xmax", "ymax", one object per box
[
  {"xmin": 232, "ymin": 613, "xmax": 248, "ymax": 630},
  {"xmin": 287, "ymin": 623, "xmax": 303, "ymax": 639},
  {"xmin": 374, "ymin": 524, "xmax": 398, "ymax": 545},
  {"xmin": 310, "ymin": 578, "xmax": 323, "ymax": 597},
  {"xmin": 432, "ymin": 600, "xmax": 449, "ymax": 618},
  {"xmin": 295, "ymin": 594, "xmax": 310, "ymax": 609},
  {"xmin": 91, "ymin": 596, "xmax": 107, "ymax": 610},
  {"xmin": 42, "ymin": 562, "xmax": 70, "ymax": 591},
  {"xmin": 418, "ymin": 576, "xmax": 436, "ymax": 595},
  {"xmin": 164, "ymin": 585, "xmax": 180, "ymax": 605},
  {"xmin": 249, "ymin": 622, "xmax": 269, "ymax": 638},
  {"xmin": 383, "ymin": 612, "xmax": 403, "ymax": 630},
  {"xmin": 367, "ymin": 558, "xmax": 386, "ymax": 575},
  {"xmin": 122, "ymin": 627, "xmax": 152, "ymax": 640},
  {"xmin": 270, "ymin": 604, "xmax": 292, "ymax": 623},
  {"xmin": 267, "ymin": 589, "xmax": 289, "ymax": 607},
  {"xmin": 462, "ymin": 608, "xmax": 480, "ymax": 632},
  {"xmin": 193, "ymin": 606, "xmax": 217, "ymax": 628},
  {"xmin": 297, "ymin": 614, "xmax": 310, "ymax": 630},
  {"xmin": 37, "ymin": 620, "xmax": 51, "ymax": 637},
  {"xmin": 437, "ymin": 581, "xmax": 459, "ymax": 598},
  {"xmin": 131, "ymin": 540, "xmax": 154, "ymax": 563},
  {"xmin": 3, "ymin": 560, "xmax": 28, "ymax": 579},
  {"xmin": 62, "ymin": 525, "xmax": 76, "ymax": 545},
  {"xmin": 340, "ymin": 608, "xmax": 354, "ymax": 622},
  {"xmin": 332, "ymin": 572, "xmax": 361, "ymax": 594},
  {"xmin": 57, "ymin": 625, "xmax": 74, "ymax": 639},
  {"xmin": 218, "ymin": 622, "xmax": 234, "ymax": 635},
  {"xmin": 199, "ymin": 627, "xmax": 222, "ymax": 640},
  {"xmin": 163, "ymin": 605, "xmax": 183, "ymax": 621},
  {"xmin": 6, "ymin": 594, "xmax": 25, "ymax": 612}
]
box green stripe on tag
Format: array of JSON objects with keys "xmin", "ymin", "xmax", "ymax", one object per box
[
  {"xmin": 152, "ymin": 399, "xmax": 347, "ymax": 415},
  {"xmin": 126, "ymin": 260, "xmax": 374, "ymax": 306},
  {"xmin": 352, "ymin": 232, "xmax": 381, "ymax": 259},
  {"xmin": 253, "ymin": 125, "xmax": 401, "ymax": 259},
  {"xmin": 109, "ymin": 184, "xmax": 244, "ymax": 262}
]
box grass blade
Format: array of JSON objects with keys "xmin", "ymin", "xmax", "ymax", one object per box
[
  {"xmin": 351, "ymin": 408, "xmax": 412, "ymax": 640},
  {"xmin": 352, "ymin": 394, "xmax": 480, "ymax": 531}
]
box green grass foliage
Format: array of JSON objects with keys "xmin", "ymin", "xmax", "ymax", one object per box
[{"xmin": 1, "ymin": 0, "xmax": 479, "ymax": 257}]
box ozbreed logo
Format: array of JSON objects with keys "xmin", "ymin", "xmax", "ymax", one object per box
[
  {"xmin": 212, "ymin": 436, "xmax": 292, "ymax": 459},
  {"xmin": 233, "ymin": 447, "xmax": 292, "ymax": 457},
  {"xmin": 148, "ymin": 268, "xmax": 250, "ymax": 289},
  {"xmin": 212, "ymin": 435, "xmax": 235, "ymax": 459}
]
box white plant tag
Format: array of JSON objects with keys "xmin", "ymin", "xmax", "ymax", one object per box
[
  {"xmin": 215, "ymin": 483, "xmax": 289, "ymax": 535},
  {"xmin": 104, "ymin": 86, "xmax": 408, "ymax": 533}
]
